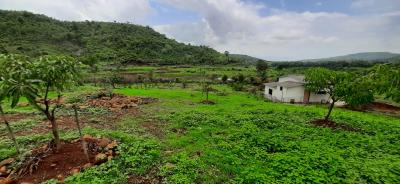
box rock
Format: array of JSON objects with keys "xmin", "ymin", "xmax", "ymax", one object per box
[
  {"xmin": 106, "ymin": 141, "xmax": 118, "ymax": 150},
  {"xmin": 19, "ymin": 182, "xmax": 33, "ymax": 184},
  {"xmin": 98, "ymin": 138, "xmax": 110, "ymax": 148},
  {"xmin": 0, "ymin": 159, "xmax": 14, "ymax": 168},
  {"xmin": 0, "ymin": 167, "xmax": 6, "ymax": 173},
  {"xmin": 107, "ymin": 156, "xmax": 113, "ymax": 161},
  {"xmin": 94, "ymin": 153, "xmax": 107, "ymax": 165},
  {"xmin": 56, "ymin": 174, "xmax": 64, "ymax": 181},
  {"xmin": 0, "ymin": 178, "xmax": 16, "ymax": 184},
  {"xmin": 70, "ymin": 168, "xmax": 80, "ymax": 175},
  {"xmin": 50, "ymin": 163, "xmax": 57, "ymax": 167},
  {"xmin": 83, "ymin": 135, "xmax": 96, "ymax": 142},
  {"xmin": 83, "ymin": 163, "xmax": 93, "ymax": 169}
]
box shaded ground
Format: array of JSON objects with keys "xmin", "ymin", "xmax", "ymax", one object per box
[
  {"xmin": 310, "ymin": 119, "xmax": 358, "ymax": 132},
  {"xmin": 360, "ymin": 102, "xmax": 400, "ymax": 113}
]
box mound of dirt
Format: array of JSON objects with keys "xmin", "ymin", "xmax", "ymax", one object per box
[
  {"xmin": 2, "ymin": 136, "xmax": 118, "ymax": 184},
  {"xmin": 85, "ymin": 93, "xmax": 156, "ymax": 111},
  {"xmin": 310, "ymin": 119, "xmax": 358, "ymax": 132}
]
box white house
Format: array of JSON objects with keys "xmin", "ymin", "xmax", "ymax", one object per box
[{"xmin": 264, "ymin": 75, "xmax": 330, "ymax": 103}]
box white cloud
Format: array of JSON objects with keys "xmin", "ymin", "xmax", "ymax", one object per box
[
  {"xmin": 155, "ymin": 0, "xmax": 400, "ymax": 60},
  {"xmin": 0, "ymin": 0, "xmax": 154, "ymax": 23}
]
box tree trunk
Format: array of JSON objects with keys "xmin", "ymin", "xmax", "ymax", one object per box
[
  {"xmin": 325, "ymin": 100, "xmax": 336, "ymax": 121},
  {"xmin": 0, "ymin": 106, "xmax": 20, "ymax": 154},
  {"xmin": 49, "ymin": 116, "xmax": 61, "ymax": 149},
  {"xmin": 73, "ymin": 106, "xmax": 90, "ymax": 162}
]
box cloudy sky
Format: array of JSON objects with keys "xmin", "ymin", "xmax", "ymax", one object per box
[{"xmin": 0, "ymin": 0, "xmax": 399, "ymax": 60}]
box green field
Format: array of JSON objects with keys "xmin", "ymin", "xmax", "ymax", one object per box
[{"xmin": 1, "ymin": 85, "xmax": 399, "ymax": 183}]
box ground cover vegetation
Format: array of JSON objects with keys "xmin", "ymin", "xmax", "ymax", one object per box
[{"xmin": 0, "ymin": 10, "xmax": 400, "ymax": 184}]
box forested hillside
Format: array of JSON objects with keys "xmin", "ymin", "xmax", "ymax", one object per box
[{"xmin": 0, "ymin": 10, "xmax": 227, "ymax": 65}]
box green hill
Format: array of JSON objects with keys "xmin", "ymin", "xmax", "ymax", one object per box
[
  {"xmin": 230, "ymin": 54, "xmax": 266, "ymax": 64},
  {"xmin": 0, "ymin": 10, "xmax": 228, "ymax": 65},
  {"xmin": 302, "ymin": 52, "xmax": 400, "ymax": 62}
]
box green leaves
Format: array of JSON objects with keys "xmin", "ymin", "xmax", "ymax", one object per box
[
  {"xmin": 32, "ymin": 55, "xmax": 81, "ymax": 92},
  {"xmin": 370, "ymin": 64, "xmax": 400, "ymax": 102}
]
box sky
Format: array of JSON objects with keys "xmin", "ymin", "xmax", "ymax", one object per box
[{"xmin": 0, "ymin": 0, "xmax": 399, "ymax": 61}]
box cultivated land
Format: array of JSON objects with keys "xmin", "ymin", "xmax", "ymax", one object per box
[{"xmin": 1, "ymin": 83, "xmax": 399, "ymax": 183}]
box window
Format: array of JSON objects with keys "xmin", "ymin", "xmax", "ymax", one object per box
[
  {"xmin": 268, "ymin": 89, "xmax": 273, "ymax": 95},
  {"xmin": 280, "ymin": 86, "xmax": 283, "ymax": 91}
]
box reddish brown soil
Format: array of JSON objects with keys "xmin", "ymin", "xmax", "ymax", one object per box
[
  {"xmin": 3, "ymin": 113, "xmax": 32, "ymax": 122},
  {"xmin": 15, "ymin": 116, "xmax": 86, "ymax": 137},
  {"xmin": 360, "ymin": 102, "xmax": 400, "ymax": 113},
  {"xmin": 16, "ymin": 141, "xmax": 94, "ymax": 184},
  {"xmin": 310, "ymin": 119, "xmax": 358, "ymax": 132},
  {"xmin": 13, "ymin": 137, "xmax": 117, "ymax": 184}
]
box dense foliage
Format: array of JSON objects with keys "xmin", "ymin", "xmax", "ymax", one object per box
[{"xmin": 0, "ymin": 10, "xmax": 228, "ymax": 65}]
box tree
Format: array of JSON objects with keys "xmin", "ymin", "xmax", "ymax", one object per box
[
  {"xmin": 29, "ymin": 55, "xmax": 81, "ymax": 149},
  {"xmin": 4, "ymin": 55, "xmax": 81, "ymax": 149},
  {"xmin": 0, "ymin": 54, "xmax": 35, "ymax": 154},
  {"xmin": 305, "ymin": 68, "xmax": 373, "ymax": 120},
  {"xmin": 0, "ymin": 88, "xmax": 20, "ymax": 155},
  {"xmin": 222, "ymin": 75, "xmax": 228, "ymax": 83},
  {"xmin": 224, "ymin": 51, "xmax": 230, "ymax": 63},
  {"xmin": 370, "ymin": 64, "xmax": 400, "ymax": 102},
  {"xmin": 256, "ymin": 60, "xmax": 268, "ymax": 81}
]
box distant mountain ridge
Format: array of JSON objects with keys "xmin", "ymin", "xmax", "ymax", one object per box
[
  {"xmin": 230, "ymin": 54, "xmax": 266, "ymax": 64},
  {"xmin": 301, "ymin": 52, "xmax": 400, "ymax": 62}
]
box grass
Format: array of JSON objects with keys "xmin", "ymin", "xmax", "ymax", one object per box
[{"xmin": 1, "ymin": 85, "xmax": 399, "ymax": 183}]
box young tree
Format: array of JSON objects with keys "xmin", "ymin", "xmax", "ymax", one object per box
[
  {"xmin": 305, "ymin": 68, "xmax": 373, "ymax": 120},
  {"xmin": 256, "ymin": 60, "xmax": 268, "ymax": 81},
  {"xmin": 0, "ymin": 88, "xmax": 20, "ymax": 155},
  {"xmin": 224, "ymin": 51, "xmax": 230, "ymax": 63},
  {"xmin": 5, "ymin": 55, "xmax": 81, "ymax": 149},
  {"xmin": 222, "ymin": 74, "xmax": 228, "ymax": 83},
  {"xmin": 0, "ymin": 54, "xmax": 35, "ymax": 154}
]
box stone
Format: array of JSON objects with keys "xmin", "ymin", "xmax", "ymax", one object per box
[
  {"xmin": 106, "ymin": 141, "xmax": 118, "ymax": 150},
  {"xmin": 97, "ymin": 138, "xmax": 110, "ymax": 148},
  {"xmin": 83, "ymin": 163, "xmax": 93, "ymax": 169},
  {"xmin": 70, "ymin": 168, "xmax": 80, "ymax": 175},
  {"xmin": 56, "ymin": 174, "xmax": 64, "ymax": 181},
  {"xmin": 0, "ymin": 167, "xmax": 6, "ymax": 173},
  {"xmin": 94, "ymin": 153, "xmax": 107, "ymax": 165},
  {"xmin": 0, "ymin": 178, "xmax": 16, "ymax": 184},
  {"xmin": 0, "ymin": 159, "xmax": 14, "ymax": 168}
]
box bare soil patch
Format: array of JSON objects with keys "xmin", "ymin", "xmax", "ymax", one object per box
[
  {"xmin": 200, "ymin": 100, "xmax": 215, "ymax": 105},
  {"xmin": 360, "ymin": 102, "xmax": 400, "ymax": 113},
  {"xmin": 3, "ymin": 136, "xmax": 117, "ymax": 184},
  {"xmin": 3, "ymin": 113, "xmax": 33, "ymax": 122},
  {"xmin": 310, "ymin": 119, "xmax": 358, "ymax": 132}
]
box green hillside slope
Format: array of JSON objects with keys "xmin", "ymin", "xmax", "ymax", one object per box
[{"xmin": 0, "ymin": 10, "xmax": 227, "ymax": 65}]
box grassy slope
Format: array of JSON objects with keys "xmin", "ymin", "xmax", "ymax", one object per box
[
  {"xmin": 115, "ymin": 87, "xmax": 400, "ymax": 183},
  {"xmin": 1, "ymin": 86, "xmax": 399, "ymax": 183}
]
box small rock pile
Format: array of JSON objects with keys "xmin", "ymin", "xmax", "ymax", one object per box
[
  {"xmin": 0, "ymin": 158, "xmax": 14, "ymax": 183},
  {"xmin": 84, "ymin": 93, "xmax": 156, "ymax": 111},
  {"xmin": 85, "ymin": 94, "xmax": 139, "ymax": 111},
  {"xmin": 82, "ymin": 135, "xmax": 118, "ymax": 165}
]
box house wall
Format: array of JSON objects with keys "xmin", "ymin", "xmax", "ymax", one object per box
[
  {"xmin": 309, "ymin": 93, "xmax": 330, "ymax": 103},
  {"xmin": 281, "ymin": 86, "xmax": 305, "ymax": 103}
]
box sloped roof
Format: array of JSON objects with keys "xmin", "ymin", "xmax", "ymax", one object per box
[
  {"xmin": 279, "ymin": 75, "xmax": 305, "ymax": 83},
  {"xmin": 264, "ymin": 81, "xmax": 304, "ymax": 88}
]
